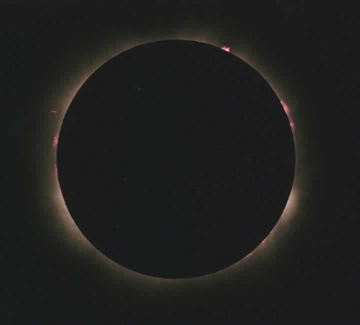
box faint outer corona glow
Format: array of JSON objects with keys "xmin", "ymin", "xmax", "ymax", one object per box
[{"xmin": 46, "ymin": 34, "xmax": 302, "ymax": 284}]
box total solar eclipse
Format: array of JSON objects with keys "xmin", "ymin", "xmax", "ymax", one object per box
[{"xmin": 57, "ymin": 40, "xmax": 295, "ymax": 278}]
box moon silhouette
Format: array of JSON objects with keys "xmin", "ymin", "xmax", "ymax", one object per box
[{"xmin": 57, "ymin": 40, "xmax": 295, "ymax": 278}]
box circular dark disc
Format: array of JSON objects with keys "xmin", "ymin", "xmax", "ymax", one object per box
[{"xmin": 57, "ymin": 40, "xmax": 295, "ymax": 278}]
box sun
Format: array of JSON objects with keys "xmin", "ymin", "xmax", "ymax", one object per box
[{"xmin": 38, "ymin": 31, "xmax": 304, "ymax": 287}]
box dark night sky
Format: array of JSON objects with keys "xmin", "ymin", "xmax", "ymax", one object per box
[{"xmin": 1, "ymin": 2, "xmax": 359, "ymax": 324}]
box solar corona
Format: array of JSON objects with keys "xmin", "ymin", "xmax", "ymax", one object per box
[{"xmin": 42, "ymin": 34, "xmax": 304, "ymax": 286}]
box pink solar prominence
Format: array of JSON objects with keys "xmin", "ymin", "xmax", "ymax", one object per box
[
  {"xmin": 221, "ymin": 46, "xmax": 231, "ymax": 52},
  {"xmin": 280, "ymin": 100, "xmax": 294, "ymax": 132}
]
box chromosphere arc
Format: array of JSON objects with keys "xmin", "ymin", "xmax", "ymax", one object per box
[{"xmin": 57, "ymin": 40, "xmax": 295, "ymax": 278}]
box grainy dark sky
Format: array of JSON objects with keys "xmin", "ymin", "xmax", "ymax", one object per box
[{"xmin": 1, "ymin": 2, "xmax": 359, "ymax": 324}]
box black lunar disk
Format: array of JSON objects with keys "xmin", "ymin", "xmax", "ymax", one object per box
[{"xmin": 57, "ymin": 40, "xmax": 295, "ymax": 278}]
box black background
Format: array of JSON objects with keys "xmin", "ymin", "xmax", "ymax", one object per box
[{"xmin": 1, "ymin": 2, "xmax": 359, "ymax": 324}]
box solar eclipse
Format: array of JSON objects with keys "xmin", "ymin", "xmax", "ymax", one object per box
[{"xmin": 56, "ymin": 40, "xmax": 296, "ymax": 279}]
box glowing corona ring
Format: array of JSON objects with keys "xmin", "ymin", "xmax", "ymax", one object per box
[{"xmin": 44, "ymin": 32, "xmax": 303, "ymax": 289}]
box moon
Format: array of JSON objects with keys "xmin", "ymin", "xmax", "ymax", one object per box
[{"xmin": 56, "ymin": 40, "xmax": 295, "ymax": 278}]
